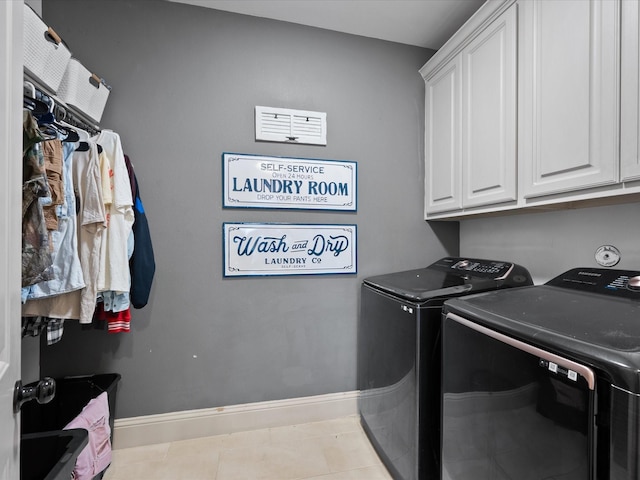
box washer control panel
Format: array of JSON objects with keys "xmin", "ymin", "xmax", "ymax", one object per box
[{"xmin": 430, "ymin": 257, "xmax": 515, "ymax": 279}]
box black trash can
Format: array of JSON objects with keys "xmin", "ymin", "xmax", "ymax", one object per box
[{"xmin": 21, "ymin": 373, "xmax": 121, "ymax": 479}]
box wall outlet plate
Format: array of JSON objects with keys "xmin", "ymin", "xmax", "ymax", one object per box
[{"xmin": 595, "ymin": 245, "xmax": 621, "ymax": 267}]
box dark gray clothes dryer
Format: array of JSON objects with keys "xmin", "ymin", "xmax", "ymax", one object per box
[
  {"xmin": 441, "ymin": 267, "xmax": 640, "ymax": 480},
  {"xmin": 358, "ymin": 257, "xmax": 532, "ymax": 480}
]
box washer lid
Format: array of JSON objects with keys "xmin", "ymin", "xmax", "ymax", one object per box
[
  {"xmin": 444, "ymin": 273, "xmax": 640, "ymax": 393},
  {"xmin": 363, "ymin": 257, "xmax": 532, "ymax": 303}
]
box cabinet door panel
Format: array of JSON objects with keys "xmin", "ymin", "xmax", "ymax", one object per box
[
  {"xmin": 425, "ymin": 59, "xmax": 462, "ymax": 214},
  {"xmin": 520, "ymin": 0, "xmax": 619, "ymax": 198},
  {"xmin": 621, "ymin": 0, "xmax": 640, "ymax": 181},
  {"xmin": 462, "ymin": 5, "xmax": 517, "ymax": 208}
]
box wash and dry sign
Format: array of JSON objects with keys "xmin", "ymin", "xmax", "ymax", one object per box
[
  {"xmin": 223, "ymin": 223, "xmax": 357, "ymax": 277},
  {"xmin": 222, "ymin": 153, "xmax": 357, "ymax": 211}
]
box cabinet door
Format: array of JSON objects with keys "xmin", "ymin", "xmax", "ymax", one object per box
[
  {"xmin": 519, "ymin": 0, "xmax": 619, "ymax": 198},
  {"xmin": 462, "ymin": 5, "xmax": 517, "ymax": 208},
  {"xmin": 621, "ymin": 0, "xmax": 640, "ymax": 181},
  {"xmin": 424, "ymin": 57, "xmax": 462, "ymax": 215}
]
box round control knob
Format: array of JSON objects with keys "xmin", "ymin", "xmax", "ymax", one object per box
[{"xmin": 627, "ymin": 276, "xmax": 640, "ymax": 291}]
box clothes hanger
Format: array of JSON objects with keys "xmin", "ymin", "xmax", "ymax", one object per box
[
  {"xmin": 55, "ymin": 104, "xmax": 102, "ymax": 147},
  {"xmin": 35, "ymin": 113, "xmax": 79, "ymax": 142},
  {"xmin": 38, "ymin": 98, "xmax": 82, "ymax": 143},
  {"xmin": 76, "ymin": 142, "xmax": 91, "ymax": 152},
  {"xmin": 23, "ymin": 96, "xmax": 50, "ymax": 115},
  {"xmin": 59, "ymin": 125, "xmax": 80, "ymax": 143},
  {"xmin": 23, "ymin": 81, "xmax": 50, "ymax": 115},
  {"xmin": 24, "ymin": 80, "xmax": 99, "ymax": 145}
]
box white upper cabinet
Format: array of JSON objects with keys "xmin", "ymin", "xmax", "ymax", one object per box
[
  {"xmin": 424, "ymin": 57, "xmax": 462, "ymax": 214},
  {"xmin": 422, "ymin": 2, "xmax": 517, "ymax": 216},
  {"xmin": 518, "ymin": 0, "xmax": 619, "ymax": 198},
  {"xmin": 462, "ymin": 5, "xmax": 517, "ymax": 208},
  {"xmin": 621, "ymin": 0, "xmax": 640, "ymax": 181},
  {"xmin": 421, "ymin": 0, "xmax": 632, "ymax": 219}
]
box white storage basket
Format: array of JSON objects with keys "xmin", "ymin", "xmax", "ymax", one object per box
[
  {"xmin": 57, "ymin": 59, "xmax": 111, "ymax": 123},
  {"xmin": 23, "ymin": 4, "xmax": 72, "ymax": 93}
]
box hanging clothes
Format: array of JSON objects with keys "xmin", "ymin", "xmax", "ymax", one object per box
[
  {"xmin": 71, "ymin": 135, "xmax": 108, "ymax": 323},
  {"xmin": 24, "ymin": 128, "xmax": 108, "ymax": 323},
  {"xmin": 22, "ymin": 75, "xmax": 151, "ymax": 336},
  {"xmin": 96, "ymin": 302, "xmax": 131, "ymax": 334},
  {"xmin": 40, "ymin": 139, "xmax": 65, "ymax": 231},
  {"xmin": 21, "ymin": 316, "xmax": 64, "ymax": 346},
  {"xmin": 22, "ymin": 93, "xmax": 149, "ymax": 333},
  {"xmin": 22, "ymin": 110, "xmax": 53, "ymax": 287},
  {"xmin": 22, "ymin": 140, "xmax": 85, "ymax": 317},
  {"xmin": 126, "ymin": 155, "xmax": 155, "ymax": 309},
  {"xmin": 98, "ymin": 145, "xmax": 112, "ymax": 208},
  {"xmin": 92, "ymin": 130, "xmax": 134, "ymax": 298}
]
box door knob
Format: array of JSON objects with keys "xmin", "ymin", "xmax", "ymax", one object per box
[{"xmin": 13, "ymin": 377, "xmax": 56, "ymax": 413}]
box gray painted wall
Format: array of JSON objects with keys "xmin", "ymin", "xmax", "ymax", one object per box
[
  {"xmin": 24, "ymin": 0, "xmax": 42, "ymax": 16},
  {"xmin": 460, "ymin": 203, "xmax": 640, "ymax": 285},
  {"xmin": 39, "ymin": 0, "xmax": 458, "ymax": 418}
]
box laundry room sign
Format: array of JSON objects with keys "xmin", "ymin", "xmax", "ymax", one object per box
[
  {"xmin": 223, "ymin": 223, "xmax": 357, "ymax": 277},
  {"xmin": 222, "ymin": 153, "xmax": 357, "ymax": 211}
]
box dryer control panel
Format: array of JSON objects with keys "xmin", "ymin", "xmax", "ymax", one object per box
[{"xmin": 547, "ymin": 268, "xmax": 640, "ymax": 299}]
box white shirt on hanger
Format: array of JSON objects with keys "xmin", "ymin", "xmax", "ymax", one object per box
[{"xmin": 92, "ymin": 129, "xmax": 134, "ymax": 294}]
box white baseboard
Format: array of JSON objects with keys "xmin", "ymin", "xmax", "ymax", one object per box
[{"xmin": 113, "ymin": 390, "xmax": 359, "ymax": 449}]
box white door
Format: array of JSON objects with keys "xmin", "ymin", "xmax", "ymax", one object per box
[
  {"xmin": 519, "ymin": 0, "xmax": 619, "ymax": 198},
  {"xmin": 424, "ymin": 56, "xmax": 462, "ymax": 215},
  {"xmin": 0, "ymin": 2, "xmax": 23, "ymax": 479},
  {"xmin": 462, "ymin": 3, "xmax": 517, "ymax": 208},
  {"xmin": 621, "ymin": 0, "xmax": 640, "ymax": 181}
]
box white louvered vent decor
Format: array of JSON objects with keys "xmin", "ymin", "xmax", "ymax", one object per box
[{"xmin": 255, "ymin": 106, "xmax": 327, "ymax": 145}]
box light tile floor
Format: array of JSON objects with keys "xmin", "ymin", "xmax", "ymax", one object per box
[{"xmin": 103, "ymin": 415, "xmax": 393, "ymax": 480}]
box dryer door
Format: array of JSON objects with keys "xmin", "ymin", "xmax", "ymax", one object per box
[{"xmin": 442, "ymin": 313, "xmax": 596, "ymax": 480}]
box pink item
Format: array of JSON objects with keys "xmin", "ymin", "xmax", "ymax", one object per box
[{"xmin": 64, "ymin": 391, "xmax": 112, "ymax": 480}]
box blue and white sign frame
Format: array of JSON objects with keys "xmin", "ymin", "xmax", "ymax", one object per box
[
  {"xmin": 223, "ymin": 223, "xmax": 357, "ymax": 277},
  {"xmin": 222, "ymin": 153, "xmax": 357, "ymax": 211}
]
